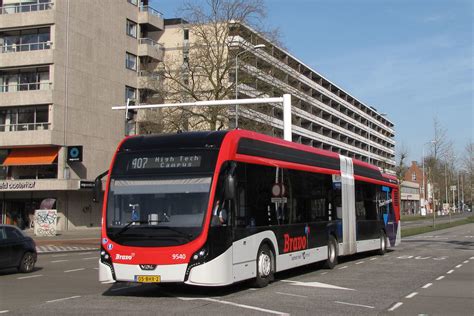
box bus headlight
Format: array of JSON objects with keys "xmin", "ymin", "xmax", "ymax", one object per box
[
  {"xmin": 100, "ymin": 246, "xmax": 116, "ymax": 280},
  {"xmin": 185, "ymin": 245, "xmax": 209, "ymax": 281}
]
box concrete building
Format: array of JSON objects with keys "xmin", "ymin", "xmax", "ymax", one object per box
[
  {"xmin": 0, "ymin": 0, "xmax": 164, "ymax": 230},
  {"xmin": 154, "ymin": 20, "xmax": 395, "ymax": 172}
]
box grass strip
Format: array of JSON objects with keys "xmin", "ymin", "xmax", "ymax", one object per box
[{"xmin": 402, "ymin": 216, "xmax": 474, "ymax": 237}]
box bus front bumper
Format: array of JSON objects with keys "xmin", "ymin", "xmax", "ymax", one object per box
[{"xmin": 100, "ymin": 261, "xmax": 188, "ymax": 283}]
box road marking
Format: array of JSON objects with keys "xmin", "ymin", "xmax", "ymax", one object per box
[
  {"xmin": 93, "ymin": 267, "xmax": 99, "ymax": 270},
  {"xmin": 463, "ymin": 260, "xmax": 469, "ymax": 264},
  {"xmin": 51, "ymin": 260, "xmax": 68, "ymax": 263},
  {"xmin": 320, "ymin": 272, "xmax": 328, "ymax": 275},
  {"xmin": 177, "ymin": 297, "xmax": 289, "ymax": 315},
  {"xmin": 82, "ymin": 257, "xmax": 97, "ymax": 260},
  {"xmin": 0, "ymin": 311, "xmax": 9, "ymax": 314},
  {"xmin": 447, "ymin": 270, "xmax": 454, "ymax": 274},
  {"xmin": 46, "ymin": 296, "xmax": 81, "ymax": 303},
  {"xmin": 369, "ymin": 258, "xmax": 377, "ymax": 261},
  {"xmin": 281, "ymin": 280, "xmax": 354, "ymax": 291},
  {"xmin": 276, "ymin": 292, "xmax": 308, "ymax": 298},
  {"xmin": 422, "ymin": 283, "xmax": 432, "ymax": 289},
  {"xmin": 388, "ymin": 302, "xmax": 403, "ymax": 311},
  {"xmin": 355, "ymin": 261, "xmax": 365, "ymax": 265},
  {"xmin": 52, "ymin": 254, "xmax": 68, "ymax": 258},
  {"xmin": 455, "ymin": 264, "xmax": 462, "ymax": 268},
  {"xmin": 338, "ymin": 265, "xmax": 348, "ymax": 270},
  {"xmin": 17, "ymin": 274, "xmax": 43, "ymax": 280},
  {"xmin": 470, "ymin": 257, "xmax": 474, "ymax": 260},
  {"xmin": 64, "ymin": 268, "xmax": 85, "ymax": 273},
  {"xmin": 436, "ymin": 276, "xmax": 445, "ymax": 281},
  {"xmin": 406, "ymin": 292, "xmax": 418, "ymax": 298},
  {"xmin": 248, "ymin": 288, "xmax": 258, "ymax": 291},
  {"xmin": 334, "ymin": 301, "xmax": 374, "ymax": 309}
]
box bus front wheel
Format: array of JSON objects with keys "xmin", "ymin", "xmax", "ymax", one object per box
[
  {"xmin": 324, "ymin": 236, "xmax": 338, "ymax": 269},
  {"xmin": 253, "ymin": 244, "xmax": 274, "ymax": 288}
]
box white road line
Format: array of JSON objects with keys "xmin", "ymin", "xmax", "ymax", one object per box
[
  {"xmin": 17, "ymin": 274, "xmax": 43, "ymax": 280},
  {"xmin": 436, "ymin": 276, "xmax": 445, "ymax": 281},
  {"xmin": 370, "ymin": 258, "xmax": 377, "ymax": 261},
  {"xmin": 52, "ymin": 254, "xmax": 68, "ymax": 258},
  {"xmin": 275, "ymin": 292, "xmax": 308, "ymax": 298},
  {"xmin": 405, "ymin": 292, "xmax": 418, "ymax": 298},
  {"xmin": 51, "ymin": 260, "xmax": 68, "ymax": 263},
  {"xmin": 422, "ymin": 283, "xmax": 432, "ymax": 289},
  {"xmin": 177, "ymin": 297, "xmax": 289, "ymax": 315},
  {"xmin": 93, "ymin": 267, "xmax": 99, "ymax": 270},
  {"xmin": 334, "ymin": 301, "xmax": 374, "ymax": 309},
  {"xmin": 248, "ymin": 288, "xmax": 258, "ymax": 291},
  {"xmin": 64, "ymin": 268, "xmax": 85, "ymax": 273},
  {"xmin": 463, "ymin": 260, "xmax": 469, "ymax": 264},
  {"xmin": 388, "ymin": 302, "xmax": 403, "ymax": 311},
  {"xmin": 447, "ymin": 270, "xmax": 454, "ymax": 274},
  {"xmin": 455, "ymin": 264, "xmax": 462, "ymax": 268},
  {"xmin": 0, "ymin": 311, "xmax": 9, "ymax": 314},
  {"xmin": 355, "ymin": 261, "xmax": 365, "ymax": 265},
  {"xmin": 82, "ymin": 257, "xmax": 97, "ymax": 260},
  {"xmin": 320, "ymin": 272, "xmax": 328, "ymax": 275},
  {"xmin": 470, "ymin": 257, "xmax": 474, "ymax": 260},
  {"xmin": 338, "ymin": 265, "xmax": 348, "ymax": 270},
  {"xmin": 46, "ymin": 296, "xmax": 81, "ymax": 303}
]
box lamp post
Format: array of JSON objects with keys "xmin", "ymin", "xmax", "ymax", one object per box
[{"xmin": 235, "ymin": 44, "xmax": 265, "ymax": 128}]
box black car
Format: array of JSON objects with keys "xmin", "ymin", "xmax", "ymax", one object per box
[{"xmin": 0, "ymin": 224, "xmax": 37, "ymax": 273}]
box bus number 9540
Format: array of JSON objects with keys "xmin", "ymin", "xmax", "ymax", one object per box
[{"xmin": 172, "ymin": 254, "xmax": 186, "ymax": 260}]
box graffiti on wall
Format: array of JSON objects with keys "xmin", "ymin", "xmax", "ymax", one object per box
[{"xmin": 34, "ymin": 209, "xmax": 57, "ymax": 236}]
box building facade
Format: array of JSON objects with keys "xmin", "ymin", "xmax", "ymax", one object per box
[
  {"xmin": 154, "ymin": 20, "xmax": 396, "ymax": 172},
  {"xmin": 0, "ymin": 0, "xmax": 164, "ymax": 230},
  {"xmin": 400, "ymin": 180, "xmax": 420, "ymax": 215},
  {"xmin": 403, "ymin": 161, "xmax": 432, "ymax": 214}
]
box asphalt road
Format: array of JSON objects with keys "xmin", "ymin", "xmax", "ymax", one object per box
[{"xmin": 1, "ymin": 223, "xmax": 473, "ymax": 315}]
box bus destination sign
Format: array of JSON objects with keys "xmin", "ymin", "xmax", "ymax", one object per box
[{"xmin": 129, "ymin": 155, "xmax": 202, "ymax": 170}]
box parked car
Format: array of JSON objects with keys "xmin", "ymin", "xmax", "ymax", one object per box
[{"xmin": 0, "ymin": 224, "xmax": 37, "ymax": 273}]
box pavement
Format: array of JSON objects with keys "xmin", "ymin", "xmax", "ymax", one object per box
[{"xmin": 24, "ymin": 227, "xmax": 100, "ymax": 254}]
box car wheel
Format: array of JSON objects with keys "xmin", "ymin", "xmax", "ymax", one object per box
[
  {"xmin": 324, "ymin": 235, "xmax": 338, "ymax": 269},
  {"xmin": 377, "ymin": 231, "xmax": 388, "ymax": 256},
  {"xmin": 253, "ymin": 244, "xmax": 274, "ymax": 288},
  {"xmin": 19, "ymin": 252, "xmax": 35, "ymax": 273}
]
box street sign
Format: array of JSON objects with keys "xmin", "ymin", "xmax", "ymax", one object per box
[
  {"xmin": 67, "ymin": 146, "xmax": 83, "ymax": 162},
  {"xmin": 80, "ymin": 180, "xmax": 95, "ymax": 189},
  {"xmin": 450, "ymin": 185, "xmax": 456, "ymax": 191}
]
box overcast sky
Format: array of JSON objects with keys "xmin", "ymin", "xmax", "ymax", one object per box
[{"xmin": 152, "ymin": 0, "xmax": 473, "ymax": 163}]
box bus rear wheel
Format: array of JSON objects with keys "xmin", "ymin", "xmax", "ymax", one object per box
[
  {"xmin": 253, "ymin": 244, "xmax": 274, "ymax": 288},
  {"xmin": 324, "ymin": 235, "xmax": 338, "ymax": 269},
  {"xmin": 377, "ymin": 231, "xmax": 388, "ymax": 255}
]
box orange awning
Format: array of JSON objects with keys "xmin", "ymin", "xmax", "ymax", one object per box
[{"xmin": 2, "ymin": 147, "xmax": 59, "ymax": 166}]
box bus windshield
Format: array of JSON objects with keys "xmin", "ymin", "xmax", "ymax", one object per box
[{"xmin": 106, "ymin": 176, "xmax": 212, "ymax": 246}]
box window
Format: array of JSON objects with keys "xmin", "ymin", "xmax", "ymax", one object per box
[
  {"xmin": 0, "ymin": 27, "xmax": 50, "ymax": 52},
  {"xmin": 125, "ymin": 86, "xmax": 136, "ymax": 103},
  {"xmin": 0, "ymin": 67, "xmax": 50, "ymax": 92},
  {"xmin": 354, "ymin": 181, "xmax": 378, "ymax": 220},
  {"xmin": 125, "ymin": 52, "xmax": 137, "ymax": 71},
  {"xmin": 127, "ymin": 0, "xmax": 138, "ymax": 5},
  {"xmin": 126, "ymin": 20, "xmax": 137, "ymax": 38},
  {"xmin": 183, "ymin": 29, "xmax": 189, "ymax": 40},
  {"xmin": 411, "ymin": 172, "xmax": 416, "ymax": 181},
  {"xmin": 0, "ymin": 105, "xmax": 49, "ymax": 132}
]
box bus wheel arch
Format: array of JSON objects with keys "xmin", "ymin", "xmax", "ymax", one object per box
[
  {"xmin": 253, "ymin": 240, "xmax": 275, "ymax": 288},
  {"xmin": 324, "ymin": 234, "xmax": 338, "ymax": 269}
]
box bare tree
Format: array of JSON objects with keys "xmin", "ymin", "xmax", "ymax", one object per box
[
  {"xmin": 395, "ymin": 143, "xmax": 409, "ymax": 184},
  {"xmin": 461, "ymin": 140, "xmax": 473, "ymax": 207}
]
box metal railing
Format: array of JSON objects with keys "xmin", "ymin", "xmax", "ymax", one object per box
[
  {"xmin": 138, "ymin": 38, "xmax": 164, "ymax": 51},
  {"xmin": 0, "ymin": 1, "xmax": 53, "ymax": 15},
  {"xmin": 138, "ymin": 71, "xmax": 161, "ymax": 80},
  {"xmin": 0, "ymin": 41, "xmax": 52, "ymax": 53},
  {"xmin": 139, "ymin": 5, "xmax": 163, "ymax": 18},
  {"xmin": 0, "ymin": 82, "xmax": 52, "ymax": 92},
  {"xmin": 0, "ymin": 122, "xmax": 50, "ymax": 132}
]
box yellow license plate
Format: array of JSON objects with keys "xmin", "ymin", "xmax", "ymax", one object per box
[{"xmin": 135, "ymin": 275, "xmax": 161, "ymax": 283}]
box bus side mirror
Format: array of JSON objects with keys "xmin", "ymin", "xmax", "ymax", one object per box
[{"xmin": 224, "ymin": 175, "xmax": 235, "ymax": 200}]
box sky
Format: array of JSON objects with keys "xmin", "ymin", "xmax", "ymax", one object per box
[{"xmin": 151, "ymin": 0, "xmax": 473, "ymax": 163}]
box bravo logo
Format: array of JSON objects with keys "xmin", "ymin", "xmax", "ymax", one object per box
[
  {"xmin": 283, "ymin": 233, "xmax": 307, "ymax": 253},
  {"xmin": 115, "ymin": 253, "xmax": 135, "ymax": 260}
]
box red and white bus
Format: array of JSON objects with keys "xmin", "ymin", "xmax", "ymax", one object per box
[{"xmin": 99, "ymin": 130, "xmax": 400, "ymax": 287}]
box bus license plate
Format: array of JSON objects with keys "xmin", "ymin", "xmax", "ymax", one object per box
[{"xmin": 135, "ymin": 275, "xmax": 161, "ymax": 283}]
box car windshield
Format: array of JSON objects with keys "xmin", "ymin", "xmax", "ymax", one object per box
[{"xmin": 106, "ymin": 176, "xmax": 211, "ymax": 246}]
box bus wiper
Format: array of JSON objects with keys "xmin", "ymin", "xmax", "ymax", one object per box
[
  {"xmin": 152, "ymin": 226, "xmax": 193, "ymax": 239},
  {"xmin": 114, "ymin": 220, "xmax": 148, "ymax": 237}
]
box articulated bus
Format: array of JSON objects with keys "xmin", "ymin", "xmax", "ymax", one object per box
[{"xmin": 99, "ymin": 130, "xmax": 400, "ymax": 287}]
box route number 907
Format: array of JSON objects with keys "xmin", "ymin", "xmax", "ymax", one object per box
[{"xmin": 172, "ymin": 253, "xmax": 186, "ymax": 260}]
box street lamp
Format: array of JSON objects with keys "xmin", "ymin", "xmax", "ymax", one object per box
[{"xmin": 235, "ymin": 44, "xmax": 266, "ymax": 128}]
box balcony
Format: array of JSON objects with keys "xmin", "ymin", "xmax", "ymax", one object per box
[
  {"xmin": 137, "ymin": 70, "xmax": 161, "ymax": 90},
  {"xmin": 0, "ymin": 126, "xmax": 54, "ymax": 147},
  {"xmin": 0, "ymin": 2, "xmax": 55, "ymax": 28},
  {"xmin": 0, "ymin": 42, "xmax": 53, "ymax": 67},
  {"xmin": 138, "ymin": 6, "xmax": 164, "ymax": 31},
  {"xmin": 138, "ymin": 38, "xmax": 164, "ymax": 61},
  {"xmin": 0, "ymin": 82, "xmax": 53, "ymax": 106}
]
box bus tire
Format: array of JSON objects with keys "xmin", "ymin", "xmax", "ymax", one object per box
[
  {"xmin": 324, "ymin": 235, "xmax": 338, "ymax": 269},
  {"xmin": 377, "ymin": 231, "xmax": 387, "ymax": 255},
  {"xmin": 253, "ymin": 244, "xmax": 274, "ymax": 288}
]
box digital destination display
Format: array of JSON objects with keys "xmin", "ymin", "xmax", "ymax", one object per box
[{"xmin": 128, "ymin": 154, "xmax": 202, "ymax": 170}]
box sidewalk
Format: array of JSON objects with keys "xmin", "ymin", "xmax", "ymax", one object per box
[{"xmin": 24, "ymin": 227, "xmax": 101, "ymax": 254}]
